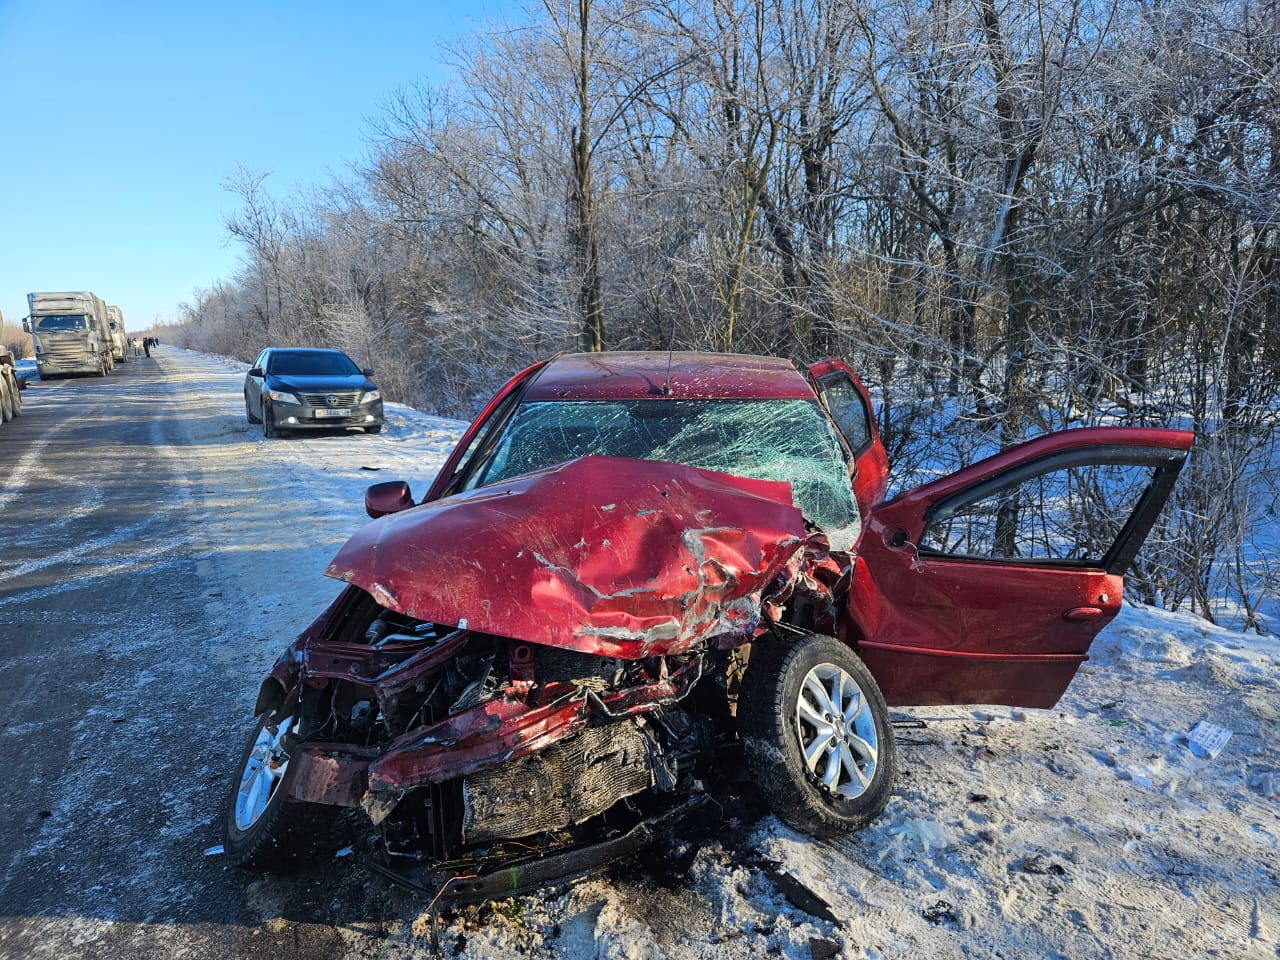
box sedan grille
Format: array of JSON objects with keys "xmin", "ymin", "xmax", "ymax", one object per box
[{"xmin": 302, "ymin": 392, "xmax": 359, "ymax": 407}]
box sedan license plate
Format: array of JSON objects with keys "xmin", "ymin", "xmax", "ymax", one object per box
[{"xmin": 314, "ymin": 408, "xmax": 346, "ymax": 419}]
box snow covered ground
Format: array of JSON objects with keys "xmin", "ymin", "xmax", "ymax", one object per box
[{"xmin": 163, "ymin": 347, "xmax": 1279, "ymax": 959}]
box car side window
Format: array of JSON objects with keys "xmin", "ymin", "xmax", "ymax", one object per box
[
  {"xmin": 816, "ymin": 374, "xmax": 872, "ymax": 454},
  {"xmin": 920, "ymin": 462, "xmax": 1157, "ymax": 565}
]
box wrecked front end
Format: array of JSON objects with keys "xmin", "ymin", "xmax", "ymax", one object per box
[{"xmin": 255, "ymin": 458, "xmax": 830, "ymax": 900}]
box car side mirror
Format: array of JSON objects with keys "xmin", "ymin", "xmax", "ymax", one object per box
[
  {"xmin": 248, "ymin": 366, "xmax": 263, "ymax": 377},
  {"xmin": 363, "ymin": 367, "xmax": 374, "ymax": 377},
  {"xmin": 21, "ymin": 318, "xmax": 31, "ymax": 333},
  {"xmin": 366, "ymin": 480, "xmax": 415, "ymax": 518}
]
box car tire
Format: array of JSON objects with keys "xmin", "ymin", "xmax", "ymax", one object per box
[
  {"xmin": 0, "ymin": 378, "xmax": 12, "ymax": 422},
  {"xmin": 9, "ymin": 377, "xmax": 20, "ymax": 417},
  {"xmin": 222, "ymin": 709, "xmax": 316, "ymax": 871},
  {"xmin": 262, "ymin": 400, "xmax": 276, "ymax": 438},
  {"xmin": 364, "ymin": 424, "xmax": 382, "ymax": 434},
  {"xmin": 739, "ymin": 632, "xmax": 896, "ymax": 838},
  {"xmin": 245, "ymin": 393, "xmax": 260, "ymax": 424}
]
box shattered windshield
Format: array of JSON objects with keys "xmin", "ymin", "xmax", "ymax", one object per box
[{"xmin": 467, "ymin": 399, "xmax": 861, "ymax": 550}]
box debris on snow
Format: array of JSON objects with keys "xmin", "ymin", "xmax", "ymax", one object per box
[
  {"xmin": 1119, "ymin": 767, "xmax": 1155, "ymax": 789},
  {"xmin": 890, "ymin": 818, "xmax": 950, "ymax": 852},
  {"xmin": 922, "ymin": 899, "xmax": 961, "ymax": 925},
  {"xmin": 1020, "ymin": 851, "xmax": 1068, "ymax": 877},
  {"xmin": 1185, "ymin": 719, "xmax": 1233, "ymax": 759},
  {"xmin": 760, "ymin": 863, "xmax": 837, "ymax": 923}
]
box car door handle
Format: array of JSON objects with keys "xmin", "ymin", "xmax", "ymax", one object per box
[{"xmin": 1062, "ymin": 606, "xmax": 1105, "ymax": 622}]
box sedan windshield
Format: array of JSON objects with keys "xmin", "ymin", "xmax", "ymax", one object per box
[
  {"xmin": 269, "ymin": 351, "xmax": 360, "ymax": 377},
  {"xmin": 35, "ymin": 315, "xmax": 88, "ymax": 331},
  {"xmin": 468, "ymin": 398, "xmax": 861, "ymax": 550}
]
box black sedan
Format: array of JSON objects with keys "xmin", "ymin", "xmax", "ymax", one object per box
[{"xmin": 244, "ymin": 348, "xmax": 384, "ymax": 437}]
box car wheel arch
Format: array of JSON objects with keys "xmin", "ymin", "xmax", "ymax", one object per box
[{"xmin": 253, "ymin": 678, "xmax": 287, "ymax": 718}]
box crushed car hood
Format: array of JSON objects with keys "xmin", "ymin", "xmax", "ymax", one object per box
[{"xmin": 326, "ymin": 456, "xmax": 808, "ymax": 658}]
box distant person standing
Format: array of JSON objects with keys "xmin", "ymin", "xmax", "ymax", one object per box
[
  {"xmin": 131, "ymin": 337, "xmax": 142, "ymax": 357},
  {"xmin": 143, "ymin": 337, "xmax": 151, "ymax": 358}
]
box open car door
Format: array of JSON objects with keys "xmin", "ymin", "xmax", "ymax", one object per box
[{"xmin": 847, "ymin": 426, "xmax": 1192, "ymax": 708}]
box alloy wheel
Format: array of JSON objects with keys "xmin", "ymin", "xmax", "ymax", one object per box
[
  {"xmin": 233, "ymin": 715, "xmax": 296, "ymax": 831},
  {"xmin": 793, "ymin": 663, "xmax": 880, "ymax": 799}
]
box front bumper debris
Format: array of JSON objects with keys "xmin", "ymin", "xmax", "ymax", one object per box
[{"xmin": 367, "ymin": 795, "xmax": 708, "ymax": 903}]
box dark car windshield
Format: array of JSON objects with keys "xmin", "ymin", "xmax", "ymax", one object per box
[
  {"xmin": 35, "ymin": 315, "xmax": 88, "ymax": 331},
  {"xmin": 466, "ymin": 398, "xmax": 861, "ymax": 550},
  {"xmin": 268, "ymin": 350, "xmax": 361, "ymax": 377}
]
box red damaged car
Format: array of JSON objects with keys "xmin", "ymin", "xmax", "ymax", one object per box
[{"xmin": 222, "ymin": 352, "xmax": 1191, "ymax": 900}]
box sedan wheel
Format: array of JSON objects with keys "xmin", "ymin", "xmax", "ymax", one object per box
[
  {"xmin": 222, "ymin": 708, "xmax": 320, "ymax": 870},
  {"xmin": 740, "ymin": 633, "xmax": 896, "ymax": 837},
  {"xmin": 234, "ymin": 713, "xmax": 294, "ymax": 833},
  {"xmin": 261, "ymin": 399, "xmax": 275, "ymax": 438},
  {"xmin": 245, "ymin": 392, "xmax": 260, "ymax": 424}
]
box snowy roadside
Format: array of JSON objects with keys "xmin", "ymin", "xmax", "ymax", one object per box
[
  {"xmin": 152, "ymin": 347, "xmax": 467, "ymax": 671},
  {"xmin": 159, "ymin": 348, "xmax": 1279, "ymax": 960}
]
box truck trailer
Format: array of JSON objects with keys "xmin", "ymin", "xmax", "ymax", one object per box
[{"xmin": 24, "ymin": 291, "xmax": 114, "ymax": 379}]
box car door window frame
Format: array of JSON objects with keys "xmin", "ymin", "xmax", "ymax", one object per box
[
  {"xmin": 812, "ymin": 371, "xmax": 875, "ymax": 458},
  {"xmin": 918, "ymin": 444, "xmax": 1187, "ymax": 575},
  {"xmin": 448, "ymin": 389, "xmax": 531, "ymax": 496},
  {"xmin": 427, "ymin": 364, "xmax": 551, "ymax": 501}
]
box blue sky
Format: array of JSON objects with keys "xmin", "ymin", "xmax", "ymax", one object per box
[{"xmin": 0, "ymin": 0, "xmax": 518, "ymax": 332}]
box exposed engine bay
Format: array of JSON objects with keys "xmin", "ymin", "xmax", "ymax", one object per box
[{"xmin": 259, "ymin": 590, "xmax": 773, "ymax": 900}]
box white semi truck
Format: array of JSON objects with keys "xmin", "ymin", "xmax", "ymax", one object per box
[
  {"xmin": 0, "ymin": 310, "xmax": 25, "ymax": 425},
  {"xmin": 106, "ymin": 304, "xmax": 129, "ymax": 364},
  {"xmin": 24, "ymin": 291, "xmax": 115, "ymax": 379}
]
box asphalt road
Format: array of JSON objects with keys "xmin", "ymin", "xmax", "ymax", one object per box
[{"xmin": 0, "ymin": 355, "xmax": 421, "ymax": 959}]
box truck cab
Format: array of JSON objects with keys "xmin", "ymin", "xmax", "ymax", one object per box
[
  {"xmin": 24, "ymin": 291, "xmax": 114, "ymax": 379},
  {"xmin": 106, "ymin": 305, "xmax": 129, "ymax": 363}
]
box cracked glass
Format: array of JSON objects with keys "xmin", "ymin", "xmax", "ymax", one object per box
[{"xmin": 467, "ymin": 398, "xmax": 862, "ymax": 550}]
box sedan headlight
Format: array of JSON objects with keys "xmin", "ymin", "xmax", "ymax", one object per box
[
  {"xmin": 265, "ymin": 389, "xmax": 301, "ymax": 405},
  {"xmin": 360, "ymin": 389, "xmax": 382, "ymax": 404}
]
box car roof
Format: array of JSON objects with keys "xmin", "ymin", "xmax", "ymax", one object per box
[{"xmin": 523, "ymin": 351, "xmax": 817, "ymax": 401}]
